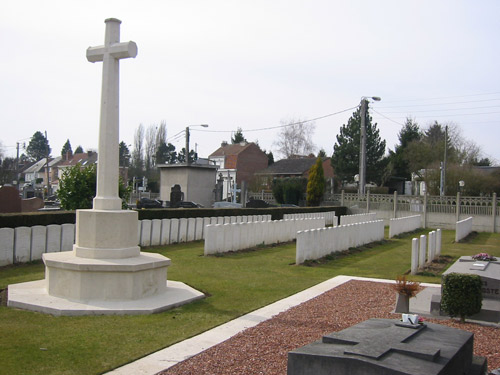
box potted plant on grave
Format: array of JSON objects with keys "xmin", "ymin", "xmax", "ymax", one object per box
[{"xmin": 392, "ymin": 275, "xmax": 420, "ymax": 313}]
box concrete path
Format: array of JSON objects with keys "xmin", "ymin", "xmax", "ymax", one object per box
[{"xmin": 106, "ymin": 276, "xmax": 438, "ymax": 375}]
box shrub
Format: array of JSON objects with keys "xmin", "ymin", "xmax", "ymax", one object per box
[
  {"xmin": 306, "ymin": 157, "xmax": 325, "ymax": 206},
  {"xmin": 441, "ymin": 273, "xmax": 482, "ymax": 323},
  {"xmin": 391, "ymin": 275, "xmax": 420, "ymax": 297}
]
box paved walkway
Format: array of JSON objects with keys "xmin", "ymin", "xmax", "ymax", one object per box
[{"xmin": 106, "ymin": 276, "xmax": 438, "ymax": 375}]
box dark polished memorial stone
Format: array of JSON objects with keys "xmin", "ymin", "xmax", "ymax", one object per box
[{"xmin": 288, "ymin": 318, "xmax": 487, "ymax": 375}]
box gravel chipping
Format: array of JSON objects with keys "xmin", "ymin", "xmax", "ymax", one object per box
[{"xmin": 160, "ymin": 280, "xmax": 500, "ymax": 375}]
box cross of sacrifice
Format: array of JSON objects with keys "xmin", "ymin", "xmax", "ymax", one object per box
[{"xmin": 86, "ymin": 18, "xmax": 137, "ymax": 210}]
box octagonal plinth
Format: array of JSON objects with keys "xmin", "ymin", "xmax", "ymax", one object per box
[{"xmin": 44, "ymin": 251, "xmax": 170, "ymax": 301}]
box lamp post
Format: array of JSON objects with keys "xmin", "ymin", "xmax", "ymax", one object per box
[
  {"xmin": 359, "ymin": 96, "xmax": 381, "ymax": 195},
  {"xmin": 185, "ymin": 124, "xmax": 209, "ymax": 165}
]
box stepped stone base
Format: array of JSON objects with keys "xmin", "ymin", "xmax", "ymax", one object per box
[{"xmin": 8, "ymin": 279, "xmax": 204, "ymax": 316}]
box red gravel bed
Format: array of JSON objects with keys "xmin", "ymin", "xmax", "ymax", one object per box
[{"xmin": 160, "ymin": 280, "xmax": 500, "ymax": 374}]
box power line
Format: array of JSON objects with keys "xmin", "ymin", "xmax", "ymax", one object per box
[
  {"xmin": 378, "ymin": 98, "xmax": 500, "ymax": 109},
  {"xmin": 191, "ymin": 105, "xmax": 360, "ymax": 134},
  {"xmin": 371, "ymin": 110, "xmax": 405, "ymax": 126},
  {"xmin": 380, "ymin": 92, "xmax": 500, "ymax": 104},
  {"xmin": 380, "ymin": 104, "xmax": 500, "ymax": 114}
]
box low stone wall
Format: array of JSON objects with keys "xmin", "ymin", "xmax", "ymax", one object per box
[
  {"xmin": 295, "ymin": 220, "xmax": 384, "ymax": 264},
  {"xmin": 339, "ymin": 212, "xmax": 377, "ymax": 225},
  {"xmin": 283, "ymin": 211, "xmax": 337, "ymax": 226},
  {"xmin": 388, "ymin": 214, "xmax": 422, "ymax": 238},
  {"xmin": 455, "ymin": 217, "xmax": 473, "ymax": 242},
  {"xmin": 204, "ymin": 218, "xmax": 325, "ymax": 255}
]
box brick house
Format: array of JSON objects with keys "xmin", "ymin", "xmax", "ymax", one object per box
[
  {"xmin": 209, "ymin": 142, "xmax": 268, "ymax": 200},
  {"xmin": 254, "ymin": 156, "xmax": 334, "ymax": 191}
]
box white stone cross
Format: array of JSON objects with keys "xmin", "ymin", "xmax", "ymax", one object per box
[{"xmin": 87, "ymin": 18, "xmax": 137, "ymax": 210}]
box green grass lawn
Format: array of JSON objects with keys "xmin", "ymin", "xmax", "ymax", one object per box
[{"xmin": 1, "ymin": 229, "xmax": 499, "ymax": 375}]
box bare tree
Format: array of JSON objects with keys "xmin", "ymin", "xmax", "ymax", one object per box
[
  {"xmin": 144, "ymin": 125, "xmax": 157, "ymax": 171},
  {"xmin": 131, "ymin": 123, "xmax": 144, "ymax": 176},
  {"xmin": 155, "ymin": 121, "xmax": 167, "ymax": 149},
  {"xmin": 273, "ymin": 118, "xmax": 316, "ymax": 159}
]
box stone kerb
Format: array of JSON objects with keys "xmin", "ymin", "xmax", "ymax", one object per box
[
  {"xmin": 295, "ymin": 220, "xmax": 384, "ymax": 264},
  {"xmin": 455, "ymin": 216, "xmax": 473, "ymax": 242},
  {"xmin": 388, "ymin": 215, "xmax": 421, "ymax": 238}
]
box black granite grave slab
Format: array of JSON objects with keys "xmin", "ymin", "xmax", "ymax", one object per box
[{"xmin": 287, "ymin": 318, "xmax": 487, "ymax": 375}]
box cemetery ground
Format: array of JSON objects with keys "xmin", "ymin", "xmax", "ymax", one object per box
[{"xmin": 0, "ymin": 229, "xmax": 499, "ymax": 375}]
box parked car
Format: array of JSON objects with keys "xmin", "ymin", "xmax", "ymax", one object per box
[
  {"xmin": 245, "ymin": 199, "xmax": 275, "ymax": 208},
  {"xmin": 174, "ymin": 201, "xmax": 204, "ymax": 208},
  {"xmin": 212, "ymin": 201, "xmax": 242, "ymax": 208},
  {"xmin": 136, "ymin": 198, "xmax": 163, "ymax": 209}
]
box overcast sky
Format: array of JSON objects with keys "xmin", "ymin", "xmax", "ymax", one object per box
[{"xmin": 1, "ymin": 1, "xmax": 500, "ymax": 165}]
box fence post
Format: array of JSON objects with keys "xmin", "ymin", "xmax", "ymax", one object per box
[
  {"xmin": 341, "ymin": 190, "xmax": 345, "ymax": 207},
  {"xmin": 493, "ymin": 192, "xmax": 497, "ymax": 233},
  {"xmin": 456, "ymin": 192, "xmax": 461, "ymax": 223},
  {"xmin": 366, "ymin": 189, "xmax": 370, "ymax": 213},
  {"xmin": 393, "ymin": 191, "xmax": 398, "ymax": 218},
  {"xmin": 423, "ymin": 193, "xmax": 428, "ymax": 228}
]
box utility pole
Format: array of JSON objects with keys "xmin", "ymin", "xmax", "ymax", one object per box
[
  {"xmin": 45, "ymin": 131, "xmax": 50, "ymax": 198},
  {"xmin": 185, "ymin": 126, "xmax": 190, "ymax": 165},
  {"xmin": 440, "ymin": 125, "xmax": 448, "ymax": 196},
  {"xmin": 359, "ymin": 99, "xmax": 368, "ymax": 196},
  {"xmin": 16, "ymin": 142, "xmax": 20, "ymax": 191},
  {"xmin": 358, "ymin": 96, "xmax": 381, "ymax": 196}
]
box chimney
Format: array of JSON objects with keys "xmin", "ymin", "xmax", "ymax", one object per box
[
  {"xmin": 87, "ymin": 151, "xmax": 93, "ymax": 157},
  {"xmin": 221, "ymin": 141, "xmax": 228, "ymax": 147},
  {"xmin": 65, "ymin": 151, "xmax": 73, "ymax": 161}
]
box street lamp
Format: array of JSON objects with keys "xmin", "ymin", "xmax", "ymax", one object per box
[
  {"xmin": 359, "ymin": 96, "xmax": 381, "ymax": 195},
  {"xmin": 185, "ymin": 124, "xmax": 209, "ymax": 165}
]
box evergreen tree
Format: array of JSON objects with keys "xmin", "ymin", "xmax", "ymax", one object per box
[
  {"xmin": 331, "ymin": 106, "xmax": 386, "ymax": 185},
  {"xmin": 119, "ymin": 141, "xmax": 131, "ymax": 167},
  {"xmin": 155, "ymin": 142, "xmax": 177, "ymax": 164},
  {"xmin": 26, "ymin": 131, "xmax": 51, "ymax": 161},
  {"xmin": 386, "ymin": 118, "xmax": 421, "ymax": 179},
  {"xmin": 306, "ymin": 157, "xmax": 325, "ymax": 206},
  {"xmin": 74, "ymin": 145, "xmax": 84, "ymax": 154},
  {"xmin": 231, "ymin": 127, "xmax": 247, "ymax": 144},
  {"xmin": 61, "ymin": 139, "xmax": 72, "ymax": 157}
]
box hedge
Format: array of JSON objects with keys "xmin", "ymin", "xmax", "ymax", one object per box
[
  {"xmin": 0, "ymin": 206, "xmax": 347, "ymax": 228},
  {"xmin": 441, "ymin": 272, "xmax": 483, "ymax": 323}
]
